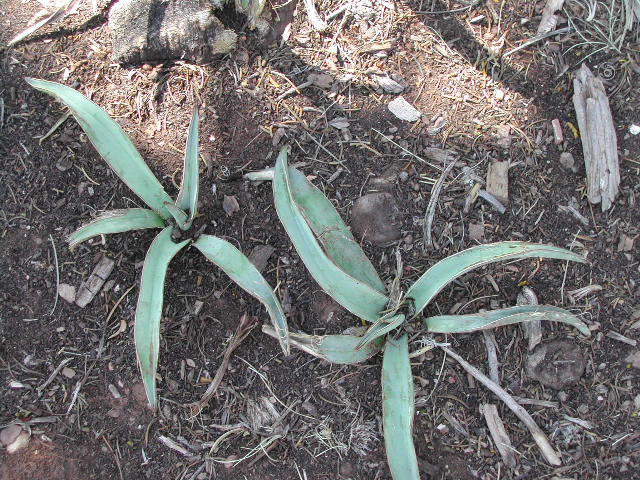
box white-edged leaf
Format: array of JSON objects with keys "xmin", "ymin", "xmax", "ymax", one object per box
[
  {"xmin": 262, "ymin": 325, "xmax": 380, "ymax": 364},
  {"xmin": 272, "ymin": 147, "xmax": 389, "ymax": 322},
  {"xmin": 406, "ymin": 242, "xmax": 587, "ymax": 316},
  {"xmin": 194, "ymin": 234, "xmax": 289, "ymax": 355},
  {"xmin": 7, "ymin": 0, "xmax": 81, "ymax": 47},
  {"xmin": 425, "ymin": 305, "xmax": 591, "ymax": 336},
  {"xmin": 67, "ymin": 208, "xmax": 165, "ymax": 248},
  {"xmin": 356, "ymin": 314, "xmax": 405, "ymax": 349},
  {"xmin": 175, "ymin": 107, "xmax": 199, "ymax": 227},
  {"xmin": 26, "ymin": 78, "xmax": 173, "ymax": 218},
  {"xmin": 135, "ymin": 227, "xmax": 189, "ymax": 408},
  {"xmin": 244, "ymin": 162, "xmax": 385, "ymax": 293},
  {"xmin": 164, "ymin": 202, "xmax": 190, "ymax": 231},
  {"xmin": 382, "ymin": 334, "xmax": 420, "ymax": 480}
]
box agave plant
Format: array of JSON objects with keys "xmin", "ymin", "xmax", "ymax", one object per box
[
  {"xmin": 251, "ymin": 146, "xmax": 590, "ymax": 479},
  {"xmin": 27, "ymin": 79, "xmax": 289, "ymax": 409}
]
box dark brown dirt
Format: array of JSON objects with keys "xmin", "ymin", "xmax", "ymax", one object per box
[{"xmin": 1, "ymin": 1, "xmax": 639, "ymax": 479}]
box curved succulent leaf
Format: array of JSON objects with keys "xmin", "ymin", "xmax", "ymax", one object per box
[
  {"xmin": 246, "ymin": 158, "xmax": 385, "ymax": 293},
  {"xmin": 135, "ymin": 227, "xmax": 189, "ymax": 408},
  {"xmin": 382, "ymin": 334, "xmax": 420, "ymax": 480},
  {"xmin": 67, "ymin": 208, "xmax": 165, "ymax": 248},
  {"xmin": 164, "ymin": 202, "xmax": 190, "ymax": 231},
  {"xmin": 194, "ymin": 235, "xmax": 289, "ymax": 355},
  {"xmin": 406, "ymin": 242, "xmax": 587, "ymax": 316},
  {"xmin": 425, "ymin": 305, "xmax": 591, "ymax": 336},
  {"xmin": 175, "ymin": 107, "xmax": 200, "ymax": 228},
  {"xmin": 262, "ymin": 325, "xmax": 380, "ymax": 364},
  {"xmin": 25, "ymin": 78, "xmax": 173, "ymax": 218},
  {"xmin": 272, "ymin": 147, "xmax": 389, "ymax": 322},
  {"xmin": 356, "ymin": 314, "xmax": 405, "ymax": 350}
]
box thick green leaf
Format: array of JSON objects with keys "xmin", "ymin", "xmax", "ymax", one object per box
[
  {"xmin": 175, "ymin": 107, "xmax": 200, "ymax": 228},
  {"xmin": 26, "ymin": 78, "xmax": 173, "ymax": 218},
  {"xmin": 164, "ymin": 202, "xmax": 190, "ymax": 231},
  {"xmin": 262, "ymin": 325, "xmax": 380, "ymax": 364},
  {"xmin": 67, "ymin": 208, "xmax": 165, "ymax": 248},
  {"xmin": 425, "ymin": 305, "xmax": 591, "ymax": 336},
  {"xmin": 194, "ymin": 235, "xmax": 289, "ymax": 355},
  {"xmin": 245, "ymin": 162, "xmax": 385, "ymax": 293},
  {"xmin": 135, "ymin": 227, "xmax": 189, "ymax": 408},
  {"xmin": 382, "ymin": 334, "xmax": 419, "ymax": 480},
  {"xmin": 272, "ymin": 147, "xmax": 389, "ymax": 322},
  {"xmin": 356, "ymin": 314, "xmax": 405, "ymax": 349},
  {"xmin": 406, "ymin": 242, "xmax": 587, "ymax": 316}
]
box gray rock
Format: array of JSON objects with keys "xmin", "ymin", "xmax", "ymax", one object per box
[
  {"xmin": 58, "ymin": 283, "xmax": 76, "ymax": 304},
  {"xmin": 559, "ymin": 152, "xmax": 577, "ymax": 172},
  {"xmin": 350, "ymin": 193, "xmax": 401, "ymax": 247},
  {"xmin": 248, "ymin": 245, "xmax": 275, "ymax": 273},
  {"xmin": 109, "ymin": 0, "xmax": 237, "ymax": 65},
  {"xmin": 525, "ymin": 339, "xmax": 585, "ymax": 389}
]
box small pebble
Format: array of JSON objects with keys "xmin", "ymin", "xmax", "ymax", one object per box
[
  {"xmin": 436, "ymin": 423, "xmax": 449, "ymax": 435},
  {"xmin": 494, "ymin": 89, "xmax": 505, "ymax": 101},
  {"xmin": 0, "ymin": 424, "xmax": 22, "ymax": 447},
  {"xmin": 559, "ymin": 152, "xmax": 575, "ymax": 171},
  {"xmin": 61, "ymin": 367, "xmax": 75, "ymax": 379}
]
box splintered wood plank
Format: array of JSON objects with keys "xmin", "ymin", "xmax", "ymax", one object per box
[
  {"xmin": 572, "ymin": 65, "xmax": 620, "ymax": 211},
  {"xmin": 75, "ymin": 255, "xmax": 115, "ymax": 308},
  {"xmin": 482, "ymin": 403, "xmax": 517, "ymax": 468},
  {"xmin": 486, "ymin": 162, "xmax": 509, "ymax": 205}
]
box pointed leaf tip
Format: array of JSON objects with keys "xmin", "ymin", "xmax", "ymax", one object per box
[
  {"xmin": 135, "ymin": 227, "xmax": 188, "ymax": 408},
  {"xmin": 26, "ymin": 78, "xmax": 173, "ymax": 218}
]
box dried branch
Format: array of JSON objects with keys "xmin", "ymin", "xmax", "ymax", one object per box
[
  {"xmin": 442, "ymin": 345, "xmax": 562, "ymax": 466},
  {"xmin": 572, "ymin": 64, "xmax": 620, "ymax": 211}
]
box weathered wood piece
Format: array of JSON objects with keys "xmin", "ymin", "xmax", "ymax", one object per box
[
  {"xmin": 482, "ymin": 404, "xmax": 517, "ymax": 468},
  {"xmin": 75, "ymin": 256, "xmax": 115, "ymax": 308},
  {"xmin": 572, "ymin": 65, "xmax": 620, "ymax": 211},
  {"xmin": 486, "ymin": 161, "xmax": 509, "ymax": 205},
  {"xmin": 537, "ymin": 0, "xmax": 565, "ymax": 34},
  {"xmin": 109, "ymin": 0, "xmax": 237, "ymax": 65}
]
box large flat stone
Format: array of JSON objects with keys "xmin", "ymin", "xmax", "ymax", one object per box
[{"xmin": 109, "ymin": 0, "xmax": 236, "ymax": 65}]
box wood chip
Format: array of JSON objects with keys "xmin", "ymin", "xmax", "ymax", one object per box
[
  {"xmin": 58, "ymin": 283, "xmax": 76, "ymax": 304},
  {"xmin": 617, "ymin": 234, "xmax": 636, "ymax": 252},
  {"xmin": 468, "ymin": 223, "xmax": 485, "ymax": 241},
  {"xmin": 572, "ymin": 65, "xmax": 620, "ymax": 211},
  {"xmin": 158, "ymin": 435, "xmax": 194, "ymax": 457},
  {"xmin": 551, "ymin": 118, "xmax": 564, "ymax": 144},
  {"xmin": 486, "ymin": 162, "xmax": 509, "ymax": 205},
  {"xmin": 606, "ymin": 331, "xmax": 637, "ymax": 346},
  {"xmin": 537, "ymin": 0, "xmax": 565, "ymax": 34},
  {"xmin": 388, "ymin": 96, "xmax": 422, "ymax": 122},
  {"xmin": 248, "ymin": 245, "xmax": 275, "ymax": 273},
  {"xmin": 376, "ymin": 75, "xmax": 404, "ymax": 94},
  {"xmin": 222, "ymin": 195, "xmax": 240, "ymax": 216},
  {"xmin": 75, "ymin": 256, "xmax": 115, "ymax": 308},
  {"xmin": 482, "ymin": 404, "xmax": 517, "ymax": 468}
]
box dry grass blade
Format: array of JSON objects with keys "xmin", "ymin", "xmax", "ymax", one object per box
[
  {"xmin": 8, "ymin": 0, "xmax": 83, "ymax": 47},
  {"xmin": 190, "ymin": 314, "xmax": 258, "ymax": 416},
  {"xmin": 482, "ymin": 404, "xmax": 517, "ymax": 468},
  {"xmin": 442, "ymin": 345, "xmax": 562, "ymax": 466},
  {"xmin": 423, "ymin": 159, "xmax": 456, "ymax": 251}
]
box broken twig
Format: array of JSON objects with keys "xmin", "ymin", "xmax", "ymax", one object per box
[
  {"xmin": 442, "ymin": 345, "xmax": 562, "ymax": 466},
  {"xmin": 190, "ymin": 314, "xmax": 258, "ymax": 416}
]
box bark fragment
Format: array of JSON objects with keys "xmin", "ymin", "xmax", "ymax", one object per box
[{"xmin": 572, "ymin": 65, "xmax": 620, "ymax": 211}]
